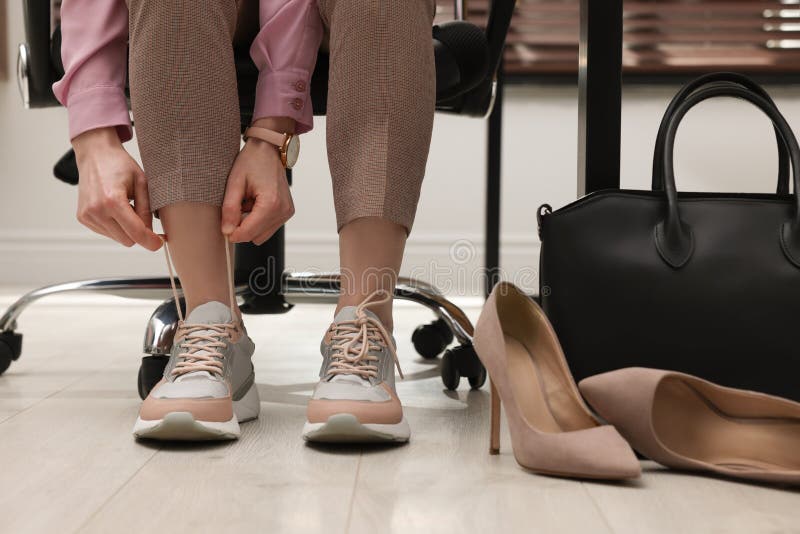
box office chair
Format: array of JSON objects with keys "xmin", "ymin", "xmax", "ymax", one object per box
[{"xmin": 3, "ymin": 0, "xmax": 516, "ymax": 396}]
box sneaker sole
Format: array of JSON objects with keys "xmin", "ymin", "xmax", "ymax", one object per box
[
  {"xmin": 302, "ymin": 413, "xmax": 410, "ymax": 443},
  {"xmin": 132, "ymin": 382, "xmax": 260, "ymax": 441}
]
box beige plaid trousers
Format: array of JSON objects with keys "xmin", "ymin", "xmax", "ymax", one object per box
[{"xmin": 126, "ymin": 0, "xmax": 436, "ymax": 233}]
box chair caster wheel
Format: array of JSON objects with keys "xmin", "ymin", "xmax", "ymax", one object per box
[
  {"xmin": 441, "ymin": 344, "xmax": 484, "ymax": 390},
  {"xmin": 441, "ymin": 349, "xmax": 461, "ymax": 390},
  {"xmin": 412, "ymin": 318, "xmax": 454, "ymax": 359},
  {"xmin": 468, "ymin": 365, "xmax": 487, "ymax": 389},
  {"xmin": 137, "ymin": 355, "xmax": 169, "ymax": 400},
  {"xmin": 0, "ymin": 331, "xmax": 22, "ymax": 376},
  {"xmin": 0, "ymin": 344, "xmax": 13, "ymax": 376}
]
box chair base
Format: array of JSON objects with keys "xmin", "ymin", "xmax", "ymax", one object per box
[{"xmin": 0, "ymin": 272, "xmax": 484, "ymax": 393}]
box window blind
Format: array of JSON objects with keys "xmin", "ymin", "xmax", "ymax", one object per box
[
  {"xmin": 53, "ymin": 0, "xmax": 800, "ymax": 78},
  {"xmin": 436, "ymin": 0, "xmax": 800, "ymax": 78}
]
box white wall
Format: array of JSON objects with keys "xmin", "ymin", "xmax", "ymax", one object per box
[{"xmin": 2, "ymin": 0, "xmax": 800, "ymax": 295}]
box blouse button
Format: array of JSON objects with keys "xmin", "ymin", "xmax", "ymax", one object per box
[
  {"xmin": 295, "ymin": 80, "xmax": 306, "ymax": 92},
  {"xmin": 292, "ymin": 98, "xmax": 304, "ymax": 110}
]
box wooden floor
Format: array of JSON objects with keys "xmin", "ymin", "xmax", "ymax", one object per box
[{"xmin": 0, "ymin": 294, "xmax": 797, "ymax": 534}]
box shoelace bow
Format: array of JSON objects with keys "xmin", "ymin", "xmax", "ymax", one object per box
[
  {"xmin": 161, "ymin": 234, "xmax": 239, "ymax": 378},
  {"xmin": 326, "ymin": 289, "xmax": 404, "ymax": 381}
]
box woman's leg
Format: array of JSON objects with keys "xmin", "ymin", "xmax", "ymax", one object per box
[
  {"xmin": 158, "ymin": 205, "xmax": 236, "ymax": 314},
  {"xmin": 337, "ymin": 217, "xmax": 406, "ymax": 331},
  {"xmin": 127, "ymin": 0, "xmax": 240, "ymax": 315},
  {"xmin": 321, "ymin": 0, "xmax": 437, "ymax": 331},
  {"xmin": 302, "ymin": 0, "xmax": 436, "ymax": 444},
  {"xmin": 127, "ymin": 0, "xmax": 261, "ymax": 441}
]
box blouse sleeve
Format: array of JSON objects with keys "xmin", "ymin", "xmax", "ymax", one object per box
[
  {"xmin": 250, "ymin": 0, "xmax": 324, "ymax": 134},
  {"xmin": 52, "ymin": 0, "xmax": 132, "ymax": 142}
]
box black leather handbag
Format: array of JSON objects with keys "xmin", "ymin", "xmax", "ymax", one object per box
[{"xmin": 538, "ymin": 73, "xmax": 800, "ymax": 401}]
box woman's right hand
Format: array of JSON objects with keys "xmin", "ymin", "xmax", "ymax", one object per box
[{"xmin": 72, "ymin": 127, "xmax": 162, "ymax": 251}]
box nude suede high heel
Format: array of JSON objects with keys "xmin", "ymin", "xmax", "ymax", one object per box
[
  {"xmin": 579, "ymin": 368, "xmax": 800, "ymax": 485},
  {"xmin": 473, "ymin": 282, "xmax": 641, "ymax": 480}
]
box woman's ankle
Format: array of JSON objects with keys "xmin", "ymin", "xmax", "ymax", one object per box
[
  {"xmin": 184, "ymin": 297, "xmax": 242, "ymax": 322},
  {"xmin": 334, "ymin": 299, "xmax": 393, "ymax": 332}
]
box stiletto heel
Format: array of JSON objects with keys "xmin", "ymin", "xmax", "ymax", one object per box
[
  {"xmin": 473, "ymin": 282, "xmax": 640, "ymax": 480},
  {"xmin": 490, "ymin": 379, "xmax": 501, "ymax": 455}
]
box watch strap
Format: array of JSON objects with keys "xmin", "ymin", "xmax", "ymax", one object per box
[{"xmin": 243, "ymin": 126, "xmax": 288, "ymax": 148}]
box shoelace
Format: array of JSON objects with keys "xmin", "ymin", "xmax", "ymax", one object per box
[
  {"xmin": 326, "ymin": 289, "xmax": 404, "ymax": 381},
  {"xmin": 161, "ymin": 234, "xmax": 239, "ymax": 378}
]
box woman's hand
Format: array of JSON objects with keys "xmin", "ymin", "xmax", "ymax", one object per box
[
  {"xmin": 221, "ymin": 118, "xmax": 295, "ymax": 245},
  {"xmin": 72, "ymin": 127, "xmax": 162, "ymax": 251}
]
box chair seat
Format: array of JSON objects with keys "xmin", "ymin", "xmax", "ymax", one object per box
[
  {"xmin": 236, "ymin": 20, "xmax": 489, "ymax": 119},
  {"xmin": 50, "ymin": 21, "xmax": 490, "ymax": 123}
]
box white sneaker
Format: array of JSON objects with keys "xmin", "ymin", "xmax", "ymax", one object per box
[
  {"xmin": 303, "ymin": 290, "xmax": 409, "ymax": 443},
  {"xmin": 133, "ymin": 236, "xmax": 259, "ymax": 440}
]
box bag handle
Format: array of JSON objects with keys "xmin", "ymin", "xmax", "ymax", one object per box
[
  {"xmin": 651, "ymin": 72, "xmax": 791, "ymax": 195},
  {"xmin": 656, "ymin": 84, "xmax": 800, "ymax": 269}
]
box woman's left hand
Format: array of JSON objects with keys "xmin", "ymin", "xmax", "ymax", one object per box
[{"xmin": 221, "ymin": 123, "xmax": 295, "ymax": 245}]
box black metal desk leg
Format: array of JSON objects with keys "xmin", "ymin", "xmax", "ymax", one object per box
[
  {"xmin": 485, "ymin": 63, "xmax": 504, "ymax": 298},
  {"xmin": 578, "ymin": 0, "xmax": 623, "ymax": 195}
]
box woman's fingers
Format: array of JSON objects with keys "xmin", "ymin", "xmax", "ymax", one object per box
[
  {"xmin": 241, "ymin": 197, "xmax": 255, "ymax": 214},
  {"xmin": 227, "ymin": 198, "xmax": 270, "ymax": 243},
  {"xmin": 79, "ymin": 212, "xmax": 115, "ymax": 241},
  {"xmin": 74, "ymin": 140, "xmax": 162, "ymax": 250},
  {"xmin": 252, "ymin": 223, "xmax": 283, "ymax": 246},
  {"xmin": 132, "ymin": 171, "xmax": 155, "ymax": 231},
  {"xmin": 250, "ymin": 194, "xmax": 293, "ymax": 244},
  {"xmin": 221, "ymin": 173, "xmax": 245, "ymax": 236},
  {"xmin": 223, "ymin": 142, "xmax": 294, "ymax": 244},
  {"xmin": 94, "ymin": 213, "xmax": 136, "ymax": 247},
  {"xmin": 228, "ymin": 188, "xmax": 294, "ymax": 244},
  {"xmin": 111, "ymin": 197, "xmax": 163, "ymax": 251},
  {"xmin": 78, "ymin": 190, "xmax": 159, "ymax": 249},
  {"xmin": 77, "ymin": 199, "xmax": 132, "ymax": 246}
]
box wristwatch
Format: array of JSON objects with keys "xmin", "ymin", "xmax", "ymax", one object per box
[{"xmin": 243, "ymin": 126, "xmax": 300, "ymax": 169}]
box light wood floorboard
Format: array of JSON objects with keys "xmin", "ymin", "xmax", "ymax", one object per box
[
  {"xmin": 0, "ymin": 301, "xmax": 162, "ymax": 533},
  {"xmin": 584, "ymin": 462, "xmax": 800, "ymax": 534},
  {"xmin": 0, "ymin": 296, "xmax": 796, "ymax": 534}
]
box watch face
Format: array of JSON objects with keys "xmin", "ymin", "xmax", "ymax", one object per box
[{"xmin": 285, "ymin": 135, "xmax": 300, "ymax": 168}]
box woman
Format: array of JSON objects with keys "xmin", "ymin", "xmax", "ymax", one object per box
[{"xmin": 54, "ymin": 0, "xmax": 436, "ymax": 442}]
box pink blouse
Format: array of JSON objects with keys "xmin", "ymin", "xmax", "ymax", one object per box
[{"xmin": 52, "ymin": 0, "xmax": 324, "ymax": 142}]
